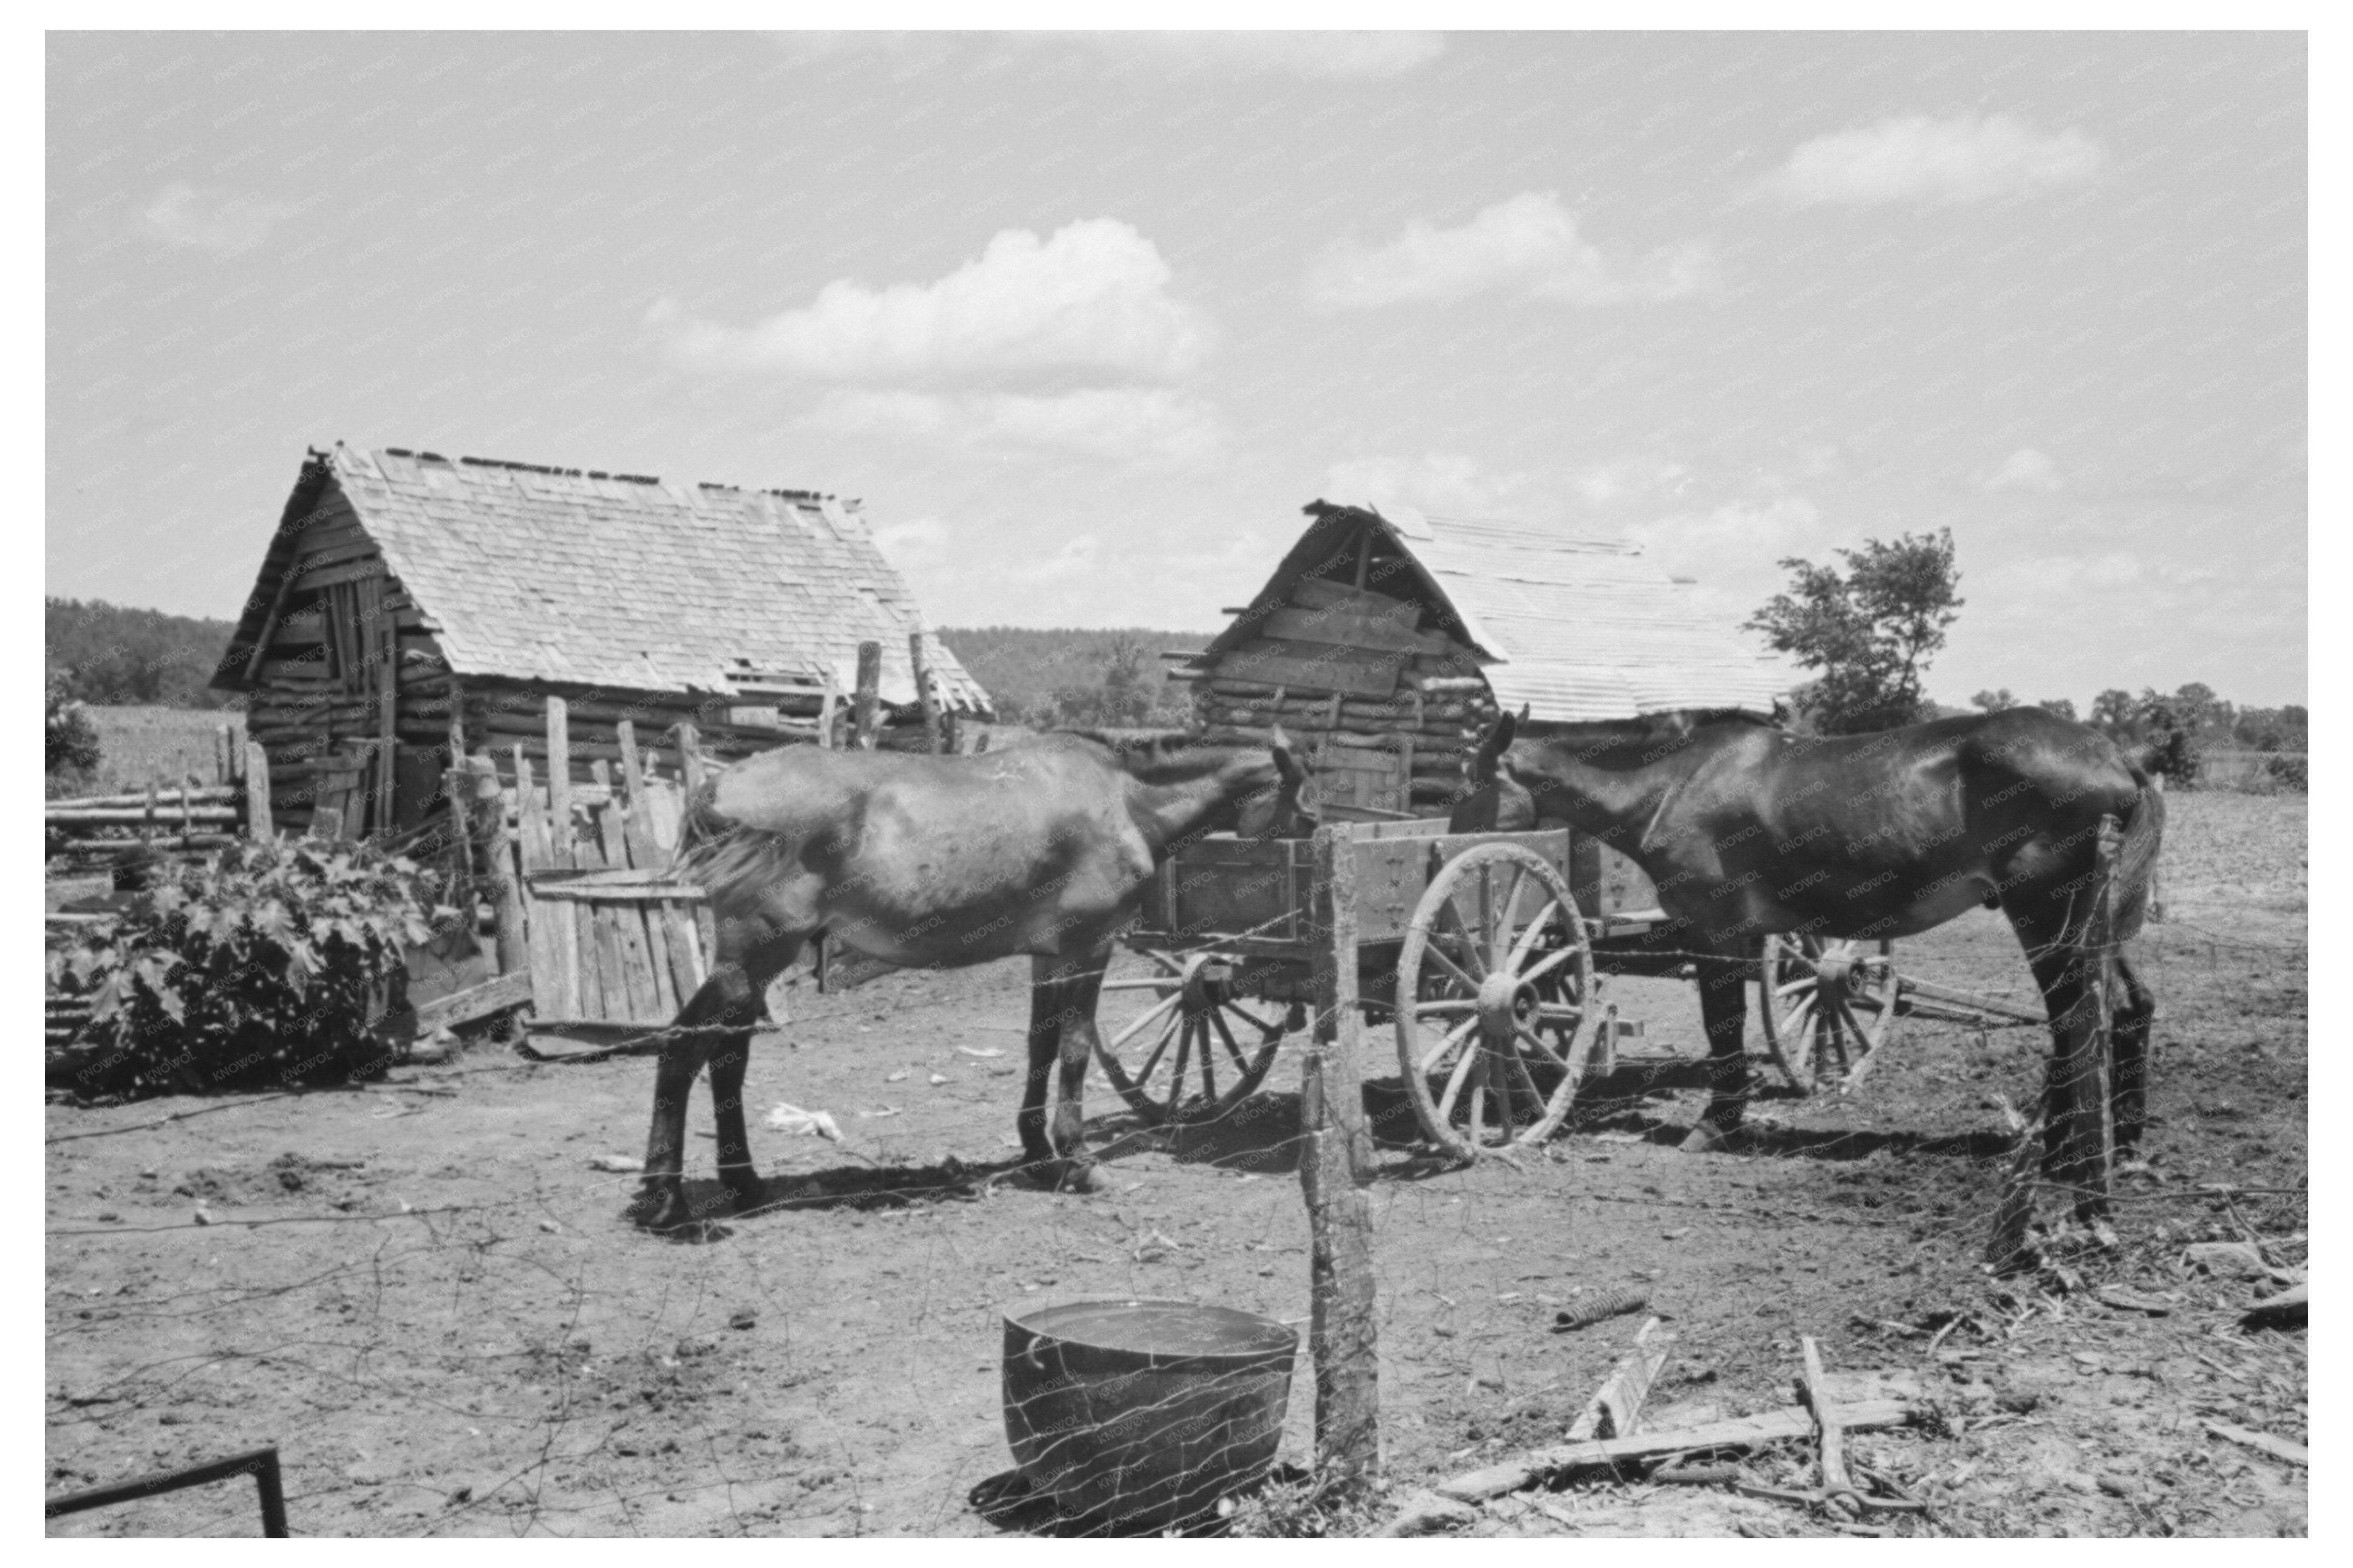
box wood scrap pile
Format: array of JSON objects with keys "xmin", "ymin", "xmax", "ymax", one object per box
[{"xmin": 1390, "ymin": 1319, "xmax": 1939, "ymax": 1537}]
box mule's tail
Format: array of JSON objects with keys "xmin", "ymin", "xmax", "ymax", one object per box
[
  {"xmin": 667, "ymin": 775, "xmax": 791, "ymax": 901},
  {"xmin": 2107, "ymin": 760, "xmax": 2166, "ymax": 941}
]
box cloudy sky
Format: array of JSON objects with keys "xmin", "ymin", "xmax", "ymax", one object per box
[{"xmin": 47, "ymin": 30, "xmax": 2306, "ymax": 707}]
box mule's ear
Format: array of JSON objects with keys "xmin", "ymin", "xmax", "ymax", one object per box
[
  {"xmin": 1268, "ymin": 723, "xmax": 1303, "ymax": 782},
  {"xmin": 1473, "ymin": 712, "xmax": 1517, "ymax": 780}
]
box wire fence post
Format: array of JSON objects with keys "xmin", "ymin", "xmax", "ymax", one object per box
[{"xmin": 1302, "ymin": 823, "xmax": 1379, "ymax": 1488}]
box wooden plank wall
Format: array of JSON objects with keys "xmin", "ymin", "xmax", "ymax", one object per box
[{"xmin": 499, "ymin": 708, "xmax": 715, "ymax": 1028}]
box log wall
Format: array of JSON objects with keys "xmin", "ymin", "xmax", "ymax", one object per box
[{"xmin": 1175, "ymin": 567, "xmax": 1501, "ymax": 814}]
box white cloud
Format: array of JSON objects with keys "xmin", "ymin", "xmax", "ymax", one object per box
[
  {"xmin": 805, "ymin": 387, "xmax": 1224, "ymax": 466},
  {"xmin": 1755, "ymin": 113, "xmax": 2103, "ymax": 206},
  {"xmin": 1984, "ymin": 447, "xmax": 2065, "ymax": 493},
  {"xmin": 651, "ymin": 218, "xmax": 1211, "ymax": 381},
  {"xmin": 1306, "ymin": 193, "xmax": 1718, "ymax": 310},
  {"xmin": 140, "ymin": 182, "xmax": 292, "ymax": 256},
  {"xmin": 1573, "ymin": 457, "xmax": 1692, "ymax": 507},
  {"xmin": 1015, "ymin": 534, "xmax": 1101, "ymax": 584},
  {"xmin": 871, "ymin": 516, "xmax": 947, "ymax": 570}
]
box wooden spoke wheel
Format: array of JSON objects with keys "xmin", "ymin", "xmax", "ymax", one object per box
[
  {"xmin": 1094, "ymin": 950, "xmax": 1292, "ymax": 1125},
  {"xmin": 1394, "ymin": 842, "xmax": 1595, "ymax": 1161},
  {"xmin": 1757, "ymin": 935, "xmax": 1900, "ymax": 1091}
]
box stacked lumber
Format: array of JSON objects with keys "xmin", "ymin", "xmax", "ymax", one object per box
[{"xmin": 1178, "ymin": 574, "xmax": 1499, "ymax": 806}]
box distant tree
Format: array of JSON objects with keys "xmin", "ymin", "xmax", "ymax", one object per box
[
  {"xmin": 1047, "ymin": 635, "xmax": 1178, "ymax": 729},
  {"xmin": 2089, "ymin": 689, "xmax": 2139, "ymax": 736},
  {"xmin": 47, "ymin": 670, "xmax": 101, "ymax": 782},
  {"xmin": 1746, "ymin": 529, "xmax": 1963, "ymax": 734},
  {"xmin": 2166, "ymin": 681, "xmax": 2232, "ymax": 743},
  {"xmin": 1970, "ymin": 688, "xmax": 2017, "ymax": 712},
  {"xmin": 2037, "ymin": 697, "xmax": 2078, "ymax": 723},
  {"xmin": 2129, "ymin": 689, "xmax": 2202, "ymax": 785}
]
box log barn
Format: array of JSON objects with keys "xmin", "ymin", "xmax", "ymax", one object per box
[
  {"xmin": 212, "ymin": 443, "xmax": 991, "ymax": 836},
  {"xmin": 1171, "ymin": 498, "xmax": 1789, "ymax": 915}
]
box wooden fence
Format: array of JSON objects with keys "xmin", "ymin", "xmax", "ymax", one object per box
[
  {"xmin": 44, "ymin": 726, "xmax": 274, "ymax": 859},
  {"xmin": 475, "ymin": 701, "xmax": 717, "ymax": 1033}
]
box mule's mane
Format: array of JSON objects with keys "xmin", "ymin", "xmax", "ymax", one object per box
[{"xmin": 1051, "ymin": 728, "xmax": 1266, "ymax": 782}]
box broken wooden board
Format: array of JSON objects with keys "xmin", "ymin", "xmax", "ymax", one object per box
[{"xmin": 1434, "ymin": 1398, "xmax": 1921, "ymax": 1502}]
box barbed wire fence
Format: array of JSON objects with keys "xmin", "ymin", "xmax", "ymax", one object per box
[{"xmin": 46, "ymin": 803, "xmax": 2303, "ymax": 1538}]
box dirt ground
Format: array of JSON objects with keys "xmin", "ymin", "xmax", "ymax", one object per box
[{"xmin": 45, "ymin": 791, "xmax": 2306, "ymax": 1538}]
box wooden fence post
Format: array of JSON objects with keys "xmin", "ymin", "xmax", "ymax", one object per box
[
  {"xmin": 467, "ymin": 754, "xmax": 528, "ymax": 980},
  {"xmin": 853, "ymin": 641, "xmax": 883, "ymax": 750},
  {"xmin": 910, "ymin": 630, "xmax": 942, "ymax": 754},
  {"xmin": 1302, "ymin": 823, "xmax": 1380, "ymax": 1487},
  {"xmin": 242, "ymin": 745, "xmax": 273, "ymax": 842},
  {"xmin": 817, "ymin": 670, "xmax": 839, "ymax": 750}
]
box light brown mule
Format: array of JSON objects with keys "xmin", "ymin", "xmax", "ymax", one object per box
[{"xmin": 635, "ymin": 729, "xmax": 1309, "ymax": 1232}]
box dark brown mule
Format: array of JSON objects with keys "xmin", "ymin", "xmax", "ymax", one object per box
[
  {"xmin": 634, "ymin": 729, "xmax": 1309, "ymax": 1232},
  {"xmin": 1455, "ymin": 707, "xmax": 2162, "ymax": 1197}
]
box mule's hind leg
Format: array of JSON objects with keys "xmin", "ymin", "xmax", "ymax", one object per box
[
  {"xmin": 1020, "ymin": 950, "xmax": 1112, "ymax": 1193},
  {"xmin": 2110, "ymin": 950, "xmax": 2156, "ymax": 1156},
  {"xmin": 709, "ymin": 933, "xmax": 802, "ymax": 1215},
  {"xmin": 1048, "ymin": 945, "xmax": 1114, "ymax": 1194},
  {"xmin": 2013, "ymin": 913, "xmax": 2110, "ymax": 1211},
  {"xmin": 637, "ymin": 966, "xmax": 754, "ymax": 1231},
  {"xmin": 636, "ymin": 929, "xmax": 794, "ymax": 1231}
]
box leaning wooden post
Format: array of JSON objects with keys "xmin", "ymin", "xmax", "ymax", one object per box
[
  {"xmin": 910, "ymin": 630, "xmax": 942, "ymax": 754},
  {"xmin": 816, "ymin": 670, "xmax": 839, "ymax": 750},
  {"xmin": 544, "ymin": 696, "xmax": 574, "ymax": 869},
  {"xmin": 242, "ymin": 743, "xmax": 273, "ymax": 842},
  {"xmin": 467, "ymin": 754, "xmax": 528, "ymax": 980},
  {"xmin": 852, "ymin": 640, "xmax": 883, "ymax": 750},
  {"xmin": 1302, "ymin": 823, "xmax": 1380, "ymax": 1487}
]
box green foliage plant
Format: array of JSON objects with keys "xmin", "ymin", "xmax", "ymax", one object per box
[{"xmin": 50, "ymin": 837, "xmax": 443, "ymax": 1099}]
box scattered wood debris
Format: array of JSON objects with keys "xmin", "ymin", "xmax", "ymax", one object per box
[
  {"xmin": 2241, "ymin": 1281, "xmax": 2307, "ymax": 1330},
  {"xmin": 1565, "ymin": 1317, "xmax": 1668, "ymax": 1440},
  {"xmin": 1435, "ymin": 1397, "xmax": 1922, "ymax": 1502},
  {"xmin": 1552, "ymin": 1284, "xmax": 1648, "ymax": 1332},
  {"xmin": 2093, "ymin": 1283, "xmax": 2172, "ymax": 1314},
  {"xmin": 2204, "ymin": 1420, "xmax": 2308, "ymax": 1468}
]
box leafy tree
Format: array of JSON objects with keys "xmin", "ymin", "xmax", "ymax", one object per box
[
  {"xmin": 2089, "ymin": 689, "xmax": 2138, "ymax": 735},
  {"xmin": 1745, "ymin": 529, "xmax": 1963, "ymax": 734},
  {"xmin": 1044, "ymin": 634, "xmax": 1190, "ymax": 730},
  {"xmin": 46, "ymin": 670, "xmax": 101, "ymax": 781},
  {"xmin": 2037, "ymin": 697, "xmax": 2078, "ymax": 722},
  {"xmin": 1970, "ymin": 688, "xmax": 2017, "ymax": 712}
]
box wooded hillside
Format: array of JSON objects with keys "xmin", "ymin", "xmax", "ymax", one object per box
[
  {"xmin": 937, "ymin": 625, "xmax": 1208, "ymax": 725},
  {"xmin": 46, "ymin": 598, "xmax": 240, "ymax": 708}
]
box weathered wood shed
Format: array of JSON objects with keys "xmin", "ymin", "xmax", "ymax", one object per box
[
  {"xmin": 1174, "ymin": 499, "xmax": 1789, "ymax": 901},
  {"xmin": 213, "ymin": 444, "xmax": 990, "ymax": 835}
]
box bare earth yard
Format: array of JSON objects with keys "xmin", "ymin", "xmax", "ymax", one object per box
[{"xmin": 46, "ymin": 791, "xmax": 2306, "ymax": 1537}]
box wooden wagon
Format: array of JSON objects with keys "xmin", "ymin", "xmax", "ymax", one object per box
[{"xmin": 1088, "ymin": 500, "xmax": 2043, "ymax": 1154}]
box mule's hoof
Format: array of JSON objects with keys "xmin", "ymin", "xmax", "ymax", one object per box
[
  {"xmin": 1059, "ymin": 1163, "xmax": 1111, "ymax": 1195},
  {"xmin": 721, "ymin": 1169, "xmax": 766, "ymax": 1215},
  {"xmin": 633, "ymin": 1188, "xmax": 693, "ymax": 1232},
  {"xmin": 1678, "ymin": 1122, "xmax": 1738, "ymax": 1154}
]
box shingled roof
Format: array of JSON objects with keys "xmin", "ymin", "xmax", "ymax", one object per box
[
  {"xmin": 216, "ymin": 444, "xmax": 990, "ymax": 712},
  {"xmin": 1204, "ymin": 501, "xmax": 1791, "ymax": 723}
]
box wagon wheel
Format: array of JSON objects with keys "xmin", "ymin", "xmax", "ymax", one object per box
[
  {"xmin": 1394, "ymin": 842, "xmax": 1595, "ymax": 1161},
  {"xmin": 1756, "ymin": 935, "xmax": 1899, "ymax": 1091},
  {"xmin": 1094, "ymin": 950, "xmax": 1292, "ymax": 1126}
]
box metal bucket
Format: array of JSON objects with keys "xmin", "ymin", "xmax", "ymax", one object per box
[{"xmin": 1001, "ymin": 1298, "xmax": 1298, "ymax": 1529}]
